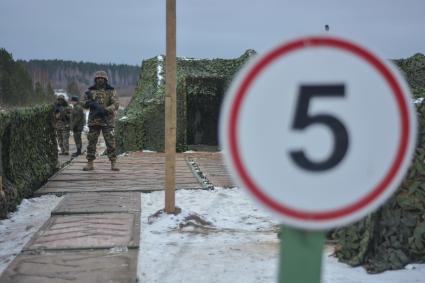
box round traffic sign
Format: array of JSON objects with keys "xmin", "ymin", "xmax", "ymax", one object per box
[{"xmin": 220, "ymin": 36, "xmax": 417, "ymax": 230}]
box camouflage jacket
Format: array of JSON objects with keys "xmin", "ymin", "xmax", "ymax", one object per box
[
  {"xmin": 82, "ymin": 84, "xmax": 119, "ymax": 127},
  {"xmin": 70, "ymin": 103, "xmax": 85, "ymax": 132},
  {"xmin": 53, "ymin": 103, "xmax": 72, "ymax": 129}
]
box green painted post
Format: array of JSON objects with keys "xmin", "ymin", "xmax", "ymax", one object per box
[{"xmin": 278, "ymin": 225, "xmax": 325, "ymax": 283}]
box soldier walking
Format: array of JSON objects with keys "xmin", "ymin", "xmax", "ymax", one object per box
[
  {"xmin": 69, "ymin": 96, "xmax": 85, "ymax": 157},
  {"xmin": 53, "ymin": 95, "xmax": 72, "ymax": 155},
  {"xmin": 82, "ymin": 71, "xmax": 120, "ymax": 171}
]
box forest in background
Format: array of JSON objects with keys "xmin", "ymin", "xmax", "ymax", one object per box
[
  {"xmin": 21, "ymin": 59, "xmax": 140, "ymax": 97},
  {"xmin": 2, "ymin": 45, "xmax": 424, "ymax": 109},
  {"xmin": 0, "ymin": 48, "xmax": 55, "ymax": 108}
]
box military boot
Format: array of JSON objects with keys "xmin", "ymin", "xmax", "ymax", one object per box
[
  {"xmin": 83, "ymin": 160, "xmax": 94, "ymax": 171},
  {"xmin": 111, "ymin": 160, "xmax": 120, "ymax": 171}
]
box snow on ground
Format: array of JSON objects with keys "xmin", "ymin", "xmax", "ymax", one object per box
[
  {"xmin": 157, "ymin": 55, "xmax": 164, "ymax": 86},
  {"xmin": 138, "ymin": 187, "xmax": 425, "ymax": 283},
  {"xmin": 138, "ymin": 188, "xmax": 279, "ymax": 283},
  {"xmin": 323, "ymin": 246, "xmax": 425, "ymax": 283},
  {"xmin": 413, "ymin": 97, "xmax": 424, "ymax": 104},
  {"xmin": 0, "ymin": 195, "xmax": 63, "ymax": 274},
  {"xmin": 1, "ymin": 187, "xmax": 424, "ymax": 282}
]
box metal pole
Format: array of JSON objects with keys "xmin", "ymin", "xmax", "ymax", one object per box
[{"xmin": 165, "ymin": 0, "xmax": 176, "ymax": 213}]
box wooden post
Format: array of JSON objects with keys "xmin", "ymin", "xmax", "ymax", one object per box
[{"xmin": 165, "ymin": 0, "xmax": 177, "ymax": 213}]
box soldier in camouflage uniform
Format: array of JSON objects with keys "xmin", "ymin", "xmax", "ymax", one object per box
[
  {"xmin": 81, "ymin": 71, "xmax": 120, "ymax": 171},
  {"xmin": 69, "ymin": 96, "xmax": 85, "ymax": 157},
  {"xmin": 53, "ymin": 95, "xmax": 72, "ymax": 155}
]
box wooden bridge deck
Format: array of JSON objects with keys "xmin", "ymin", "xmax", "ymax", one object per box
[
  {"xmin": 37, "ymin": 152, "xmax": 203, "ymax": 195},
  {"xmin": 0, "ymin": 151, "xmax": 234, "ymax": 282}
]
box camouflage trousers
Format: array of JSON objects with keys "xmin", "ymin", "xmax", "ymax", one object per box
[
  {"xmin": 56, "ymin": 128, "xmax": 70, "ymax": 153},
  {"xmin": 73, "ymin": 131, "xmax": 82, "ymax": 151},
  {"xmin": 86, "ymin": 125, "xmax": 117, "ymax": 162}
]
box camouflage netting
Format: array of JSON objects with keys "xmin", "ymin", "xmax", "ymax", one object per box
[
  {"xmin": 334, "ymin": 54, "xmax": 425, "ymax": 273},
  {"xmin": 0, "ymin": 105, "xmax": 58, "ymax": 219},
  {"xmin": 394, "ymin": 53, "xmax": 425, "ymax": 99},
  {"xmin": 116, "ymin": 50, "xmax": 256, "ymax": 153}
]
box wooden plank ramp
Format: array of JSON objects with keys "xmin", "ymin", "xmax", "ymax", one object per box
[
  {"xmin": 187, "ymin": 152, "xmax": 236, "ymax": 188},
  {"xmin": 36, "ymin": 152, "xmax": 202, "ymax": 195},
  {"xmin": 0, "ymin": 151, "xmax": 236, "ymax": 282},
  {"xmin": 0, "ymin": 152, "xmax": 202, "ymax": 283}
]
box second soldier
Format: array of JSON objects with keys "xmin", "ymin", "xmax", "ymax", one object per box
[
  {"xmin": 53, "ymin": 95, "xmax": 72, "ymax": 155},
  {"xmin": 70, "ymin": 96, "xmax": 85, "ymax": 157}
]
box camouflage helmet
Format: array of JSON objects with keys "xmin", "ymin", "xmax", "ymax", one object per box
[
  {"xmin": 57, "ymin": 94, "xmax": 66, "ymax": 100},
  {"xmin": 94, "ymin": 70, "xmax": 108, "ymax": 81}
]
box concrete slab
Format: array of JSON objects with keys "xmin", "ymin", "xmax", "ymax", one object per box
[
  {"xmin": 0, "ymin": 249, "xmax": 138, "ymax": 283},
  {"xmin": 24, "ymin": 213, "xmax": 140, "ymax": 251},
  {"xmin": 52, "ymin": 192, "xmax": 140, "ymax": 215}
]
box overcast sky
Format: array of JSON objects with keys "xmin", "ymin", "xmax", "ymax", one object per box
[{"xmin": 0, "ymin": 0, "xmax": 424, "ymax": 65}]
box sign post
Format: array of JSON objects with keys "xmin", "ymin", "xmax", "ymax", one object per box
[
  {"xmin": 279, "ymin": 227, "xmax": 324, "ymax": 283},
  {"xmin": 165, "ymin": 0, "xmax": 177, "ymax": 213},
  {"xmin": 220, "ymin": 36, "xmax": 417, "ymax": 282}
]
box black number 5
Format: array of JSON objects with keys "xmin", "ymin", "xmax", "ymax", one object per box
[{"xmin": 289, "ymin": 84, "xmax": 349, "ymax": 172}]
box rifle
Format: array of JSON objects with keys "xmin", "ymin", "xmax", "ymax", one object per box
[{"xmin": 85, "ymin": 91, "xmax": 108, "ymax": 123}]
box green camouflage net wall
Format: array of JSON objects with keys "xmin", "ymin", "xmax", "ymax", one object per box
[
  {"xmin": 335, "ymin": 103, "xmax": 425, "ymax": 273},
  {"xmin": 394, "ymin": 53, "xmax": 425, "ymax": 99},
  {"xmin": 334, "ymin": 54, "xmax": 425, "ymax": 273},
  {"xmin": 0, "ymin": 105, "xmax": 58, "ymax": 218},
  {"xmin": 116, "ymin": 50, "xmax": 256, "ymax": 153},
  {"xmin": 116, "ymin": 57, "xmax": 160, "ymax": 153}
]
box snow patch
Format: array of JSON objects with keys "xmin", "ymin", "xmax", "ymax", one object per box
[
  {"xmin": 322, "ymin": 246, "xmax": 425, "ymax": 283},
  {"xmin": 157, "ymin": 55, "xmax": 164, "ymax": 87},
  {"xmin": 54, "ymin": 89, "xmax": 69, "ymax": 100},
  {"xmin": 413, "ymin": 97, "xmax": 424, "ymax": 104},
  {"xmin": 137, "ymin": 188, "xmax": 279, "ymax": 283},
  {"xmin": 0, "ymin": 195, "xmax": 63, "ymax": 275},
  {"xmin": 137, "ymin": 187, "xmax": 425, "ymax": 283},
  {"xmin": 180, "ymin": 57, "xmax": 204, "ymax": 61}
]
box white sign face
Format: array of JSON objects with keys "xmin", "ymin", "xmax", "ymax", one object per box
[{"xmin": 220, "ymin": 36, "xmax": 417, "ymax": 230}]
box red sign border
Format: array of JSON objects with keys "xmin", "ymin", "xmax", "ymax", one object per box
[{"xmin": 228, "ymin": 36, "xmax": 411, "ymax": 221}]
